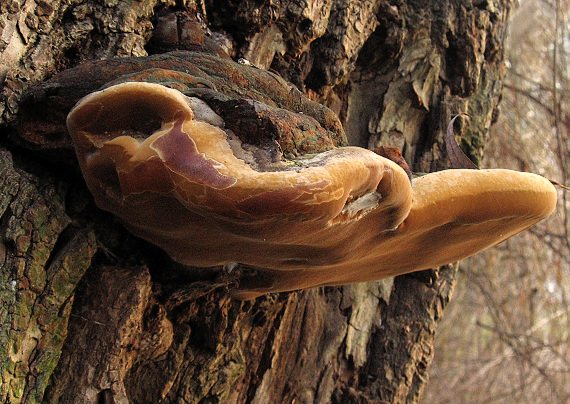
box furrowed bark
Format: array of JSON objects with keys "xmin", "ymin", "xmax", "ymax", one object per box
[{"xmin": 0, "ymin": 0, "xmax": 512, "ymax": 402}]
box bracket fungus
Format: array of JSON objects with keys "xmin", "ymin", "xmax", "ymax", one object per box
[{"xmin": 67, "ymin": 80, "xmax": 558, "ymax": 300}]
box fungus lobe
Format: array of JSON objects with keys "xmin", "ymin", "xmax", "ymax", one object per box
[{"xmin": 68, "ymin": 80, "xmax": 557, "ymax": 299}]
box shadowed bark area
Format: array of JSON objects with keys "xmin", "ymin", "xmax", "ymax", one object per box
[{"xmin": 0, "ymin": 0, "xmax": 512, "ymax": 402}]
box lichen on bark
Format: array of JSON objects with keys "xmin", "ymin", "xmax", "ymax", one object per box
[{"xmin": 0, "ymin": 149, "xmax": 96, "ymax": 403}]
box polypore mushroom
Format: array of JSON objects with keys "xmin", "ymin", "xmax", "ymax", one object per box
[{"xmin": 67, "ymin": 81, "xmax": 557, "ymax": 299}]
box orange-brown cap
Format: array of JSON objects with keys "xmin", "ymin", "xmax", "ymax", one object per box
[{"xmin": 68, "ymin": 82, "xmax": 557, "ymax": 299}]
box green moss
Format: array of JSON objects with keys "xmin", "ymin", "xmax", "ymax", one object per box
[
  {"xmin": 465, "ymin": 64, "xmax": 505, "ymax": 165},
  {"xmin": 0, "ymin": 150, "xmax": 96, "ymax": 403}
]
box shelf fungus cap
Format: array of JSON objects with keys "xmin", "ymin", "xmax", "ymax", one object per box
[{"xmin": 67, "ymin": 81, "xmax": 558, "ymax": 299}]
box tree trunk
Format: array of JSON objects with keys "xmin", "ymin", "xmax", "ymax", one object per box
[{"xmin": 0, "ymin": 0, "xmax": 512, "ymax": 402}]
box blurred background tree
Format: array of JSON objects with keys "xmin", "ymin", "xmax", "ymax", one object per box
[{"xmin": 425, "ymin": 0, "xmax": 570, "ymax": 402}]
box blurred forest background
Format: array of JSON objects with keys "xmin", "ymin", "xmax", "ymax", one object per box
[{"xmin": 425, "ymin": 0, "xmax": 570, "ymax": 402}]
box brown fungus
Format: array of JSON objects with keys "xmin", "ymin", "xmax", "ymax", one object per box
[{"xmin": 68, "ymin": 82, "xmax": 558, "ymax": 299}]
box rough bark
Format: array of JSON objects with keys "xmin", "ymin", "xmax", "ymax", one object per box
[{"xmin": 0, "ymin": 0, "xmax": 512, "ymax": 402}]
